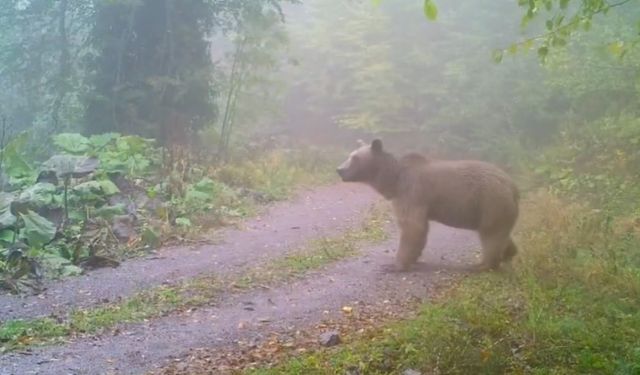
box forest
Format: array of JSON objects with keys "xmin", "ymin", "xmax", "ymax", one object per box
[{"xmin": 0, "ymin": 0, "xmax": 639, "ymax": 374}]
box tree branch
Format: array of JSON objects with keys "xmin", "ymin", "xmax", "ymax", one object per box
[{"xmin": 500, "ymin": 0, "xmax": 637, "ymax": 55}]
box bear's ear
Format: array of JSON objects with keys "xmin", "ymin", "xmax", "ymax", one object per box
[{"xmin": 371, "ymin": 139, "xmax": 383, "ymax": 154}]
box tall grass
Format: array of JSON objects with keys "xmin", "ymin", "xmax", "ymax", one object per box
[{"xmin": 214, "ymin": 147, "xmax": 338, "ymax": 201}]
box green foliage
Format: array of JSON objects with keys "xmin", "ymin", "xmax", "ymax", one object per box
[
  {"xmin": 40, "ymin": 253, "xmax": 83, "ymax": 278},
  {"xmin": 0, "ymin": 318, "xmax": 69, "ymax": 352},
  {"xmin": 94, "ymin": 135, "xmax": 157, "ymax": 176},
  {"xmin": 0, "ymin": 130, "xmax": 333, "ymax": 290},
  {"xmin": 19, "ymin": 211, "xmax": 56, "ymax": 250},
  {"xmin": 46, "ymin": 132, "xmax": 159, "ymax": 177},
  {"xmin": 0, "ymin": 132, "xmax": 34, "ymax": 182},
  {"xmin": 174, "ymin": 217, "xmax": 192, "ymax": 228},
  {"xmin": 0, "ymin": 132, "xmax": 157, "ymax": 288},
  {"xmin": 531, "ymin": 116, "xmax": 640, "ymax": 215},
  {"xmin": 53, "ymin": 133, "xmax": 91, "ymax": 155},
  {"xmin": 215, "ymin": 148, "xmax": 336, "ymax": 201},
  {"xmin": 542, "ymin": 16, "xmax": 640, "ymax": 120},
  {"xmin": 42, "ymin": 155, "xmax": 100, "ymax": 179},
  {"xmin": 423, "ymin": 0, "xmax": 438, "ymax": 20},
  {"xmin": 487, "ymin": 0, "xmax": 640, "ymax": 62},
  {"xmin": 0, "ymin": 193, "xmax": 17, "ymax": 229},
  {"xmin": 172, "ymin": 177, "xmax": 241, "ymax": 221},
  {"xmin": 0, "ymin": 192, "xmax": 57, "ymax": 249},
  {"xmin": 73, "ymin": 180, "xmax": 119, "ymax": 197},
  {"xmin": 17, "ymin": 183, "xmax": 57, "ymax": 208}
]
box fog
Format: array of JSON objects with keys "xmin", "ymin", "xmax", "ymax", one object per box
[
  {"xmin": 1, "ymin": 0, "xmax": 633, "ymax": 162},
  {"xmin": 277, "ymin": 0, "xmax": 545, "ymax": 155},
  {"xmin": 0, "ymin": 1, "xmax": 638, "ymax": 373},
  {"xmin": 207, "ymin": 0, "xmax": 571, "ymax": 162}
]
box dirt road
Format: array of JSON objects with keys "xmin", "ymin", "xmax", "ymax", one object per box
[{"xmin": 0, "ymin": 183, "xmax": 479, "ymax": 375}]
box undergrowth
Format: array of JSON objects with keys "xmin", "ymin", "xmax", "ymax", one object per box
[
  {"xmin": 215, "ymin": 147, "xmax": 337, "ymax": 202},
  {"xmin": 0, "ymin": 132, "xmax": 338, "ymax": 292}
]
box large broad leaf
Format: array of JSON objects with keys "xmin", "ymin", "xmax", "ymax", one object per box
[
  {"xmin": 125, "ymin": 154, "xmax": 151, "ymax": 175},
  {"xmin": 94, "ymin": 204, "xmax": 126, "ymax": 220},
  {"xmin": 41, "ymin": 253, "xmax": 83, "ymax": 277},
  {"xmin": 40, "ymin": 253, "xmax": 83, "ymax": 277},
  {"xmin": 0, "ymin": 192, "xmax": 17, "ymax": 229},
  {"xmin": 98, "ymin": 179, "xmax": 120, "ymax": 195},
  {"xmin": 98, "ymin": 152, "xmax": 128, "ymax": 174},
  {"xmin": 42, "ymin": 155, "xmax": 100, "ymax": 179},
  {"xmin": 72, "ymin": 180, "xmax": 100, "ymax": 191},
  {"xmin": 20, "ymin": 210, "xmax": 56, "ymax": 249},
  {"xmin": 73, "ymin": 179, "xmax": 119, "ymax": 197},
  {"xmin": 116, "ymin": 135, "xmax": 154, "ymax": 154},
  {"xmin": 72, "ymin": 181, "xmax": 103, "ymax": 198},
  {"xmin": 17, "ymin": 182, "xmax": 57, "ymax": 208},
  {"xmin": 52, "ymin": 133, "xmax": 90, "ymax": 154},
  {"xmin": 1, "ymin": 132, "xmax": 33, "ymax": 179},
  {"xmin": 89, "ymin": 133, "xmax": 120, "ymax": 149},
  {"xmin": 0, "ymin": 229, "xmax": 14, "ymax": 243}
]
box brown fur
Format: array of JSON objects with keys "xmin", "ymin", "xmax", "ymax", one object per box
[{"xmin": 337, "ymin": 139, "xmax": 519, "ymax": 271}]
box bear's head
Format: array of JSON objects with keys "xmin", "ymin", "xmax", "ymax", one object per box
[{"xmin": 336, "ymin": 139, "xmax": 385, "ymax": 183}]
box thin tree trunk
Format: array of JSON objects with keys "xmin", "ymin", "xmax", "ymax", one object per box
[
  {"xmin": 223, "ymin": 58, "xmax": 250, "ymax": 156},
  {"xmin": 112, "ymin": 3, "xmax": 136, "ymax": 132},
  {"xmin": 219, "ymin": 36, "xmax": 247, "ymax": 160},
  {"xmin": 51, "ymin": 0, "xmax": 69, "ymax": 132}
]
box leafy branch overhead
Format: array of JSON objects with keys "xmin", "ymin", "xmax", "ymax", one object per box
[
  {"xmin": 496, "ymin": 0, "xmax": 638, "ymax": 62},
  {"xmin": 382, "ymin": 0, "xmax": 637, "ymax": 62}
]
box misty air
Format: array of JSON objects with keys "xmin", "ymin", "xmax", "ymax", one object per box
[{"xmin": 0, "ymin": 0, "xmax": 638, "ymax": 374}]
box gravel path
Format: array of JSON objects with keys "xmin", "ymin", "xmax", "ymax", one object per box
[
  {"xmin": 0, "ymin": 184, "xmax": 377, "ymax": 321},
  {"xmin": 0, "ymin": 183, "xmax": 481, "ymax": 375}
]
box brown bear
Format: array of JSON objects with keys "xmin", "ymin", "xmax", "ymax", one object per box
[{"xmin": 336, "ymin": 139, "xmax": 519, "ymax": 271}]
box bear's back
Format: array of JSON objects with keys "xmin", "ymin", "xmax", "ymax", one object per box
[{"xmin": 396, "ymin": 156, "xmax": 518, "ymax": 230}]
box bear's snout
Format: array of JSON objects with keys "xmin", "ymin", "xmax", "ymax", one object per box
[{"xmin": 337, "ymin": 167, "xmax": 355, "ymax": 182}]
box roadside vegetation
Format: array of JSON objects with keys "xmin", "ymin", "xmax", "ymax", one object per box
[{"xmin": 0, "ymin": 131, "xmax": 336, "ymax": 293}]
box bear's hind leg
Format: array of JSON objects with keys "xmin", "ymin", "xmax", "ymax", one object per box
[
  {"xmin": 502, "ymin": 237, "xmax": 518, "ymax": 263},
  {"xmin": 477, "ymin": 230, "xmax": 511, "ymax": 271}
]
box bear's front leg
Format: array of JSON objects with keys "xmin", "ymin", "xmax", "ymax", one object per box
[{"xmin": 383, "ymin": 204, "xmax": 429, "ymax": 273}]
